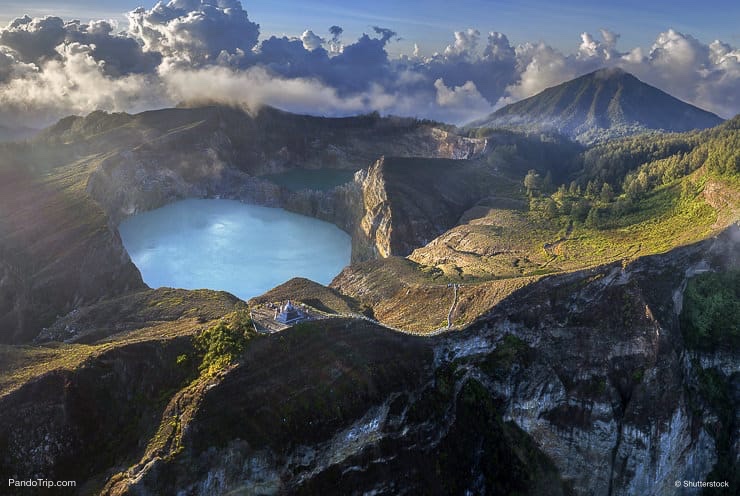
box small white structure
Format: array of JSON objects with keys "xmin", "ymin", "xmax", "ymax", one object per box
[{"xmin": 274, "ymin": 300, "xmax": 306, "ymax": 324}]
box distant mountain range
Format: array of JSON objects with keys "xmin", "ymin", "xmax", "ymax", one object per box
[{"xmin": 468, "ymin": 68, "xmax": 724, "ymax": 143}]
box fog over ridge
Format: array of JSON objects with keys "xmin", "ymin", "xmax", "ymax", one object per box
[{"xmin": 0, "ymin": 0, "xmax": 737, "ymax": 127}]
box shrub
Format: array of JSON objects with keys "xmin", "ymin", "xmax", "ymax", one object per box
[{"xmin": 194, "ymin": 313, "xmax": 253, "ymax": 375}]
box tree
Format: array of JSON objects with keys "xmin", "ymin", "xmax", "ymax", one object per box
[
  {"xmin": 600, "ymin": 183, "xmax": 615, "ymax": 203},
  {"xmin": 585, "ymin": 180, "xmax": 599, "ymax": 198},
  {"xmin": 554, "ymin": 184, "xmax": 567, "ymax": 200},
  {"xmin": 544, "ymin": 198, "xmax": 558, "ymax": 219},
  {"xmin": 560, "ymin": 198, "xmax": 573, "ymax": 216},
  {"xmin": 568, "ymin": 181, "xmax": 581, "ymax": 196},
  {"xmin": 585, "ymin": 206, "xmax": 602, "ymax": 229},
  {"xmin": 572, "ymin": 199, "xmax": 590, "ymax": 222},
  {"xmin": 524, "ymin": 169, "xmax": 542, "ymax": 196}
]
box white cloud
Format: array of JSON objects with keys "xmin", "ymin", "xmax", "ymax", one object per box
[
  {"xmin": 434, "ymin": 78, "xmax": 493, "ymax": 123},
  {"xmin": 127, "ymin": 0, "xmax": 260, "ymax": 67},
  {"xmin": 443, "ymin": 28, "xmax": 480, "ymax": 59},
  {"xmin": 300, "ymin": 30, "xmax": 324, "ymax": 51},
  {"xmin": 0, "ymin": 3, "xmax": 738, "ymax": 129},
  {"xmin": 0, "ymin": 41, "xmax": 164, "ymax": 126}
]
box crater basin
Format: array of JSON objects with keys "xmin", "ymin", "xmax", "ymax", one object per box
[{"xmin": 118, "ymin": 199, "xmax": 351, "ymax": 300}]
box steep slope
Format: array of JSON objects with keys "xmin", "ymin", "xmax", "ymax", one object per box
[
  {"xmin": 334, "ymin": 118, "xmax": 739, "ymax": 332},
  {"xmin": 1, "ymin": 228, "xmax": 735, "ymax": 495},
  {"xmin": 353, "ymin": 156, "xmax": 506, "ymax": 261},
  {"xmin": 0, "ymin": 106, "xmax": 485, "ymax": 344},
  {"xmin": 0, "ymin": 153, "xmax": 144, "ymax": 344},
  {"xmin": 470, "ymin": 68, "xmax": 723, "ymax": 143}
]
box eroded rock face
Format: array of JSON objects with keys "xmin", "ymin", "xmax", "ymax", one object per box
[
  {"xmin": 100, "ymin": 320, "xmax": 569, "ymax": 496},
  {"xmin": 445, "ymin": 227, "xmax": 737, "ymax": 495},
  {"xmin": 0, "ymin": 106, "xmax": 485, "ymax": 343},
  {"xmin": 354, "ymin": 156, "xmax": 496, "ymax": 262},
  {"xmin": 0, "ymin": 338, "xmax": 195, "ymax": 487},
  {"xmin": 78, "ymin": 106, "xmax": 486, "ymax": 227},
  {"xmin": 1, "ymin": 229, "xmax": 721, "ymax": 495}
]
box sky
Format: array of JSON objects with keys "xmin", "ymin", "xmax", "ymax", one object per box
[
  {"xmin": 0, "ymin": 0, "xmax": 738, "ymax": 127},
  {"xmin": 2, "ymin": 0, "xmax": 738, "ymax": 55}
]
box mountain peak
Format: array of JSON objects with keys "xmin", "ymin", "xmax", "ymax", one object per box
[
  {"xmin": 469, "ymin": 68, "xmax": 723, "ymax": 143},
  {"xmin": 591, "ymin": 66, "xmax": 627, "ymax": 78}
]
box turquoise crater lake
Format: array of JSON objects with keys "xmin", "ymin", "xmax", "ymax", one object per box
[{"xmin": 118, "ymin": 199, "xmax": 351, "ymax": 300}]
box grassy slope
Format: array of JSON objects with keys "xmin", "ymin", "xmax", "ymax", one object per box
[
  {"xmin": 345, "ymin": 120, "xmax": 739, "ymax": 333},
  {"xmin": 0, "ymin": 288, "xmax": 240, "ymax": 398}
]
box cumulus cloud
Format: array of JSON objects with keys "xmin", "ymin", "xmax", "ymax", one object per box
[
  {"xmin": 625, "ymin": 29, "xmax": 740, "ymax": 118},
  {"xmin": 0, "ymin": 0, "xmax": 738, "ymax": 129},
  {"xmin": 127, "ymin": 0, "xmax": 260, "ymax": 67},
  {"xmin": 0, "ymin": 15, "xmax": 66, "ymax": 62},
  {"xmin": 300, "ymin": 30, "xmax": 324, "ymax": 51},
  {"xmin": 434, "ymin": 79, "xmax": 493, "ymax": 122},
  {"xmin": 0, "ymin": 42, "xmax": 163, "ymax": 125},
  {"xmin": 0, "ymin": 15, "xmax": 160, "ymax": 77},
  {"xmin": 0, "ymin": 46, "xmax": 37, "ymax": 83}
]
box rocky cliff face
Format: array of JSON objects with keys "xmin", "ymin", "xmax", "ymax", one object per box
[
  {"xmin": 78, "ymin": 107, "xmax": 487, "ymax": 263},
  {"xmin": 74, "ymin": 105, "xmax": 486, "ymax": 225},
  {"xmin": 0, "ymin": 337, "xmax": 195, "ymax": 490},
  {"xmin": 353, "ymin": 156, "xmax": 497, "ymax": 262},
  {"xmin": 99, "ymin": 319, "xmax": 569, "ymax": 496},
  {"xmin": 2, "ymin": 229, "xmax": 732, "ymax": 495},
  {"xmin": 0, "ymin": 106, "xmax": 485, "ymax": 343}
]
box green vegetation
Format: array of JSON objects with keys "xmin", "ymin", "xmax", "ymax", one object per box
[
  {"xmin": 679, "ymin": 270, "xmax": 739, "ymax": 490},
  {"xmin": 520, "ymin": 117, "xmax": 738, "ymax": 270},
  {"xmin": 469, "ymin": 127, "xmax": 582, "ymax": 182},
  {"xmin": 578, "ymin": 115, "xmax": 739, "ymax": 192},
  {"xmin": 480, "ymin": 334, "xmax": 534, "ymax": 379},
  {"xmin": 193, "ymin": 310, "xmax": 255, "ymax": 376},
  {"xmin": 680, "ymin": 271, "xmax": 740, "ymax": 351}
]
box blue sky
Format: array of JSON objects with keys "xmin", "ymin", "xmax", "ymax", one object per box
[
  {"xmin": 1, "ymin": 0, "xmax": 738, "ymax": 56},
  {"xmin": 0, "ymin": 0, "xmax": 738, "ymax": 126}
]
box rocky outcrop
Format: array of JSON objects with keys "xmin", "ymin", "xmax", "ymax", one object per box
[
  {"xmin": 0, "ymin": 229, "xmax": 735, "ymax": 494},
  {"xmin": 353, "ymin": 156, "xmax": 497, "ymax": 262},
  {"xmin": 100, "ymin": 319, "xmax": 569, "ymax": 496},
  {"xmin": 0, "ymin": 106, "xmax": 485, "ymax": 342},
  {"xmin": 75, "ymin": 106, "xmax": 487, "ymax": 263},
  {"xmin": 70, "ymin": 105, "xmax": 486, "ymax": 226},
  {"xmin": 440, "ymin": 225, "xmax": 738, "ymax": 495},
  {"xmin": 0, "ymin": 337, "xmax": 196, "ymax": 492}
]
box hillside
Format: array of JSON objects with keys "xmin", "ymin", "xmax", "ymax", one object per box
[
  {"xmin": 0, "ymin": 101, "xmax": 737, "ymax": 495},
  {"xmin": 469, "ymin": 68, "xmax": 723, "ymax": 143},
  {"xmin": 0, "ymin": 106, "xmax": 486, "ymax": 344}
]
